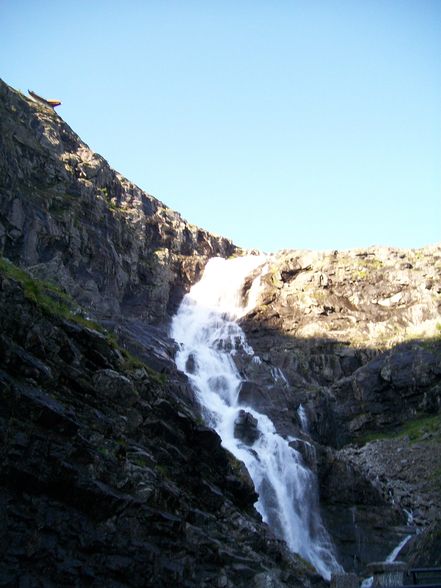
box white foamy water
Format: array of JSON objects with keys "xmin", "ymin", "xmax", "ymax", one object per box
[
  {"xmin": 297, "ymin": 404, "xmax": 309, "ymax": 432},
  {"xmin": 361, "ymin": 533, "xmax": 412, "ymax": 588},
  {"xmin": 170, "ymin": 256, "xmax": 342, "ymax": 580},
  {"xmin": 386, "ymin": 534, "xmax": 412, "ymax": 562}
]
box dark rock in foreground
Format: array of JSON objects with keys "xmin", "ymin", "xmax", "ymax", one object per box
[{"xmin": 0, "ymin": 265, "xmax": 322, "ymax": 587}]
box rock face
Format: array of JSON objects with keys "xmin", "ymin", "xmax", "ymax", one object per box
[
  {"xmin": 239, "ymin": 249, "xmax": 441, "ymax": 445},
  {"xmin": 0, "ymin": 79, "xmax": 235, "ymax": 324},
  {"xmin": 237, "ymin": 248, "xmax": 441, "ymax": 571},
  {"xmin": 0, "ymin": 263, "xmax": 323, "ymax": 587}
]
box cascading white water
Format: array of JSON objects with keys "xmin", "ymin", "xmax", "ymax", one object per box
[
  {"xmin": 170, "ymin": 256, "xmax": 342, "ymax": 580},
  {"xmin": 297, "ymin": 404, "xmax": 309, "ymax": 433}
]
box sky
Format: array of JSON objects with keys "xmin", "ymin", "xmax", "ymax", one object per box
[{"xmin": 1, "ymin": 0, "xmax": 440, "ymax": 253}]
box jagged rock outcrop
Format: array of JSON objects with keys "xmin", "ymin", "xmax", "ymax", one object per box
[
  {"xmin": 234, "ymin": 247, "xmax": 441, "ymax": 570},
  {"xmin": 0, "ymin": 79, "xmax": 235, "ymax": 324},
  {"xmin": 0, "ymin": 262, "xmax": 324, "ymax": 587},
  {"xmin": 316, "ymin": 446, "xmax": 406, "ymax": 573},
  {"xmin": 247, "ymin": 247, "xmax": 440, "ymax": 346}
]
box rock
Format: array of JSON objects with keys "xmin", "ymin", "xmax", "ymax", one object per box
[
  {"xmin": 237, "ymin": 247, "xmax": 441, "ymax": 570},
  {"xmin": 234, "ymin": 410, "xmax": 261, "ymax": 445},
  {"xmin": 317, "ymin": 446, "xmax": 406, "ymax": 573},
  {"xmin": 0, "ymin": 79, "xmax": 236, "ymax": 325},
  {"xmin": 93, "ymin": 369, "xmax": 138, "ymax": 405},
  {"xmin": 2, "ymin": 77, "xmax": 441, "ymax": 583},
  {"xmin": 406, "ymin": 520, "xmax": 441, "ymax": 566},
  {"xmin": 0, "ymin": 263, "xmax": 321, "ymax": 587}
]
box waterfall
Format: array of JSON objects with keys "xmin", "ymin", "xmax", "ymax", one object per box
[
  {"xmin": 170, "ymin": 256, "xmax": 342, "ymax": 580},
  {"xmin": 386, "ymin": 535, "xmax": 412, "ymax": 563},
  {"xmin": 297, "ymin": 404, "xmax": 309, "ymax": 433}
]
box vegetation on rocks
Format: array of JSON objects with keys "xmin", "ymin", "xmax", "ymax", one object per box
[
  {"xmin": 360, "ymin": 413, "xmax": 441, "ymax": 445},
  {"xmin": 0, "ymin": 256, "xmax": 97, "ymax": 328}
]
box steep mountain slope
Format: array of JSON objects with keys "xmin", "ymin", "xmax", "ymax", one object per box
[
  {"xmin": 1, "ymin": 78, "xmax": 440, "ymax": 582},
  {"xmin": 0, "ymin": 79, "xmax": 235, "ymax": 324},
  {"xmin": 0, "ymin": 80, "xmax": 322, "ymax": 586},
  {"xmin": 0, "ymin": 259, "xmax": 321, "ymax": 587}
]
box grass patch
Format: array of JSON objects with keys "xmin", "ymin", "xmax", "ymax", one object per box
[
  {"xmin": 360, "ymin": 413, "xmax": 441, "ymax": 445},
  {"xmin": 1, "ymin": 257, "xmax": 71, "ymax": 311},
  {"xmin": 120, "ymin": 348, "xmax": 166, "ymax": 385},
  {"xmin": 1, "ymin": 256, "xmax": 166, "ymax": 385},
  {"xmin": 431, "ymin": 466, "xmax": 441, "ymax": 491},
  {"xmin": 0, "ymin": 257, "xmax": 102, "ymax": 332},
  {"xmin": 352, "ymin": 269, "xmax": 368, "ymax": 280},
  {"xmin": 156, "ymin": 464, "xmax": 169, "ymax": 478},
  {"xmin": 401, "ymin": 414, "xmax": 441, "ymax": 442},
  {"xmin": 98, "ymin": 186, "xmax": 123, "ymax": 212}
]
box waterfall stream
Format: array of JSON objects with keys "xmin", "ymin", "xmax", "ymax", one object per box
[{"xmin": 170, "ymin": 256, "xmax": 342, "ymax": 580}]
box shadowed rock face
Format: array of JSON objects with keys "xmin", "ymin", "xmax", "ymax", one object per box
[
  {"xmin": 239, "ymin": 247, "xmax": 441, "ymax": 448},
  {"xmin": 0, "ymin": 79, "xmax": 235, "ymax": 324},
  {"xmin": 0, "ymin": 266, "xmax": 323, "ymax": 587}
]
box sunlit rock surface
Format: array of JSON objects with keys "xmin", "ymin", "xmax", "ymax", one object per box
[{"xmin": 0, "ymin": 79, "xmax": 235, "ymax": 324}]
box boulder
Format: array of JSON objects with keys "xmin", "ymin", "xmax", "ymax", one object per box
[{"xmin": 234, "ymin": 410, "xmax": 261, "ymax": 445}]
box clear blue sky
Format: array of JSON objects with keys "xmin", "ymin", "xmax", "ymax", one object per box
[{"xmin": 1, "ymin": 0, "xmax": 440, "ymax": 252}]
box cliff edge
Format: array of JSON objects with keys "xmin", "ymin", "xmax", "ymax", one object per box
[{"xmin": 0, "ymin": 79, "xmax": 235, "ymax": 325}]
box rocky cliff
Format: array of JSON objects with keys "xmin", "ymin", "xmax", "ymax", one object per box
[
  {"xmin": 0, "ymin": 79, "xmax": 235, "ymax": 325},
  {"xmin": 0, "ymin": 259, "xmax": 322, "ymax": 587},
  {"xmin": 0, "ymin": 80, "xmax": 322, "ymax": 587},
  {"xmin": 237, "ymin": 248, "xmax": 441, "ymax": 571},
  {"xmin": 1, "ymin": 78, "xmax": 441, "ymax": 584}
]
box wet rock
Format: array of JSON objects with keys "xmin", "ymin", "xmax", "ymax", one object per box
[
  {"xmin": 407, "ymin": 520, "xmax": 441, "ymax": 566},
  {"xmin": 318, "ymin": 446, "xmax": 406, "ymax": 573},
  {"xmin": 234, "ymin": 410, "xmax": 261, "ymax": 445}
]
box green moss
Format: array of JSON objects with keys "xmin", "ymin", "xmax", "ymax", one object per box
[
  {"xmin": 98, "ymin": 186, "xmax": 123, "ymax": 212},
  {"xmin": 351, "ymin": 257, "xmax": 384, "ymax": 281},
  {"xmin": 132, "ymin": 454, "xmax": 149, "ymax": 467},
  {"xmin": 97, "ymin": 446, "xmax": 111, "ymax": 459},
  {"xmin": 360, "ymin": 414, "xmax": 441, "ymax": 445},
  {"xmin": 365, "ymin": 258, "xmax": 384, "ymax": 270},
  {"xmin": 120, "ymin": 348, "xmax": 166, "ymax": 385},
  {"xmin": 352, "ymin": 269, "xmax": 368, "ymax": 280},
  {"xmin": 0, "ymin": 257, "xmax": 100, "ymax": 332},
  {"xmin": 156, "ymin": 464, "xmax": 169, "ymax": 478},
  {"xmin": 431, "ymin": 466, "xmax": 441, "ymax": 487},
  {"xmin": 402, "ymin": 414, "xmax": 441, "ymax": 442},
  {"xmin": 0, "ymin": 257, "xmax": 166, "ymax": 385},
  {"xmin": 314, "ymin": 290, "xmax": 327, "ymax": 303}
]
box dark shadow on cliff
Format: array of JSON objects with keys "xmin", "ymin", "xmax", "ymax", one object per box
[
  {"xmin": 103, "ymin": 309, "xmax": 441, "ymax": 575},
  {"xmin": 228, "ymin": 314, "xmax": 441, "ymax": 574},
  {"xmin": 0, "ymin": 269, "xmax": 328, "ymax": 588}
]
